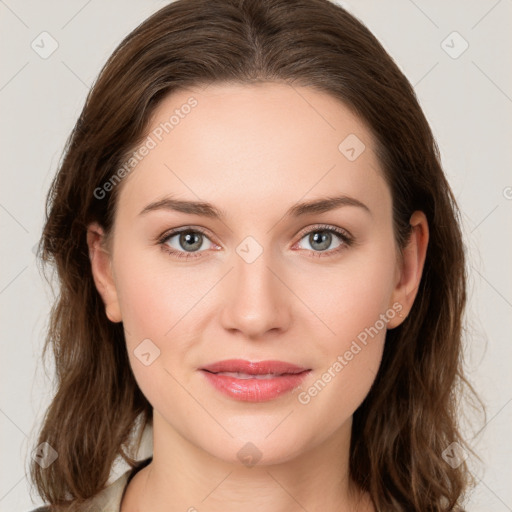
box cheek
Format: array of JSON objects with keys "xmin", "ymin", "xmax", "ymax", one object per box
[
  {"xmin": 292, "ymin": 246, "xmax": 396, "ymax": 412},
  {"xmin": 295, "ymin": 331, "xmax": 385, "ymax": 446},
  {"xmin": 111, "ymin": 236, "xmax": 231, "ymax": 378},
  {"xmin": 327, "ymin": 267, "xmax": 395, "ymax": 342},
  {"xmin": 294, "ymin": 269, "xmax": 393, "ymax": 436},
  {"xmin": 113, "ymin": 242, "xmax": 205, "ymax": 340},
  {"xmin": 115, "ymin": 254, "xmax": 200, "ymax": 416},
  {"xmin": 296, "ymin": 246, "xmax": 397, "ymax": 350}
]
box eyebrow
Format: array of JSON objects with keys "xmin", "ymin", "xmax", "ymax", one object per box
[{"xmin": 138, "ymin": 194, "xmax": 371, "ymax": 219}]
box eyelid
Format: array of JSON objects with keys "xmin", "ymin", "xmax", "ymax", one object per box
[
  {"xmin": 157, "ymin": 225, "xmax": 215, "ymax": 244},
  {"xmin": 293, "ymin": 223, "xmax": 353, "ymax": 245}
]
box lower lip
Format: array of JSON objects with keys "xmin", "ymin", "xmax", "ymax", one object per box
[{"xmin": 201, "ymin": 370, "xmax": 310, "ymax": 402}]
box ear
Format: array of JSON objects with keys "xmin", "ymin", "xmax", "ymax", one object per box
[
  {"xmin": 387, "ymin": 210, "xmax": 429, "ymax": 329},
  {"xmin": 86, "ymin": 222, "xmax": 122, "ymax": 323}
]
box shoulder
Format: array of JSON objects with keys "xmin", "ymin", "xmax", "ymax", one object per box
[{"xmin": 28, "ymin": 457, "xmax": 152, "ymax": 512}]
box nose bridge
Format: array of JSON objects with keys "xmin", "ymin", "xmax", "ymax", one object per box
[{"xmin": 220, "ymin": 236, "xmax": 290, "ymax": 337}]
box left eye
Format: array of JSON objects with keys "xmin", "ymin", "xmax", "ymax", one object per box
[{"xmin": 296, "ymin": 228, "xmax": 346, "ymax": 252}]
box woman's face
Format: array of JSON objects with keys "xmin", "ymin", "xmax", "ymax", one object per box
[{"xmin": 95, "ymin": 82, "xmax": 408, "ymax": 465}]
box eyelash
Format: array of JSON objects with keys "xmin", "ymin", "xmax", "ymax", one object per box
[{"xmin": 157, "ymin": 224, "xmax": 354, "ymax": 260}]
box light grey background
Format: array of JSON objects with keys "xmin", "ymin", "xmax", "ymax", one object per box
[{"xmin": 1, "ymin": 1, "xmax": 511, "ymax": 510}]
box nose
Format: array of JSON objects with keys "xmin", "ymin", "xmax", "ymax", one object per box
[{"xmin": 220, "ymin": 247, "xmax": 292, "ymax": 339}]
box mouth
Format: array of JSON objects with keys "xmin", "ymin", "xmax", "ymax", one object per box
[
  {"xmin": 200, "ymin": 359, "xmax": 311, "ymax": 402},
  {"xmin": 203, "ymin": 371, "xmax": 298, "ymax": 380},
  {"xmin": 201, "ymin": 359, "xmax": 309, "ymax": 375}
]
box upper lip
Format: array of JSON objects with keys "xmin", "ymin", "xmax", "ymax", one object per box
[{"xmin": 201, "ymin": 359, "xmax": 310, "ymax": 375}]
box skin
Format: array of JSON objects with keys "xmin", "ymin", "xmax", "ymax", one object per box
[{"xmin": 87, "ymin": 82, "xmax": 428, "ymax": 512}]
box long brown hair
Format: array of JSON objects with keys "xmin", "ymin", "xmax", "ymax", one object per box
[{"xmin": 31, "ymin": 0, "xmax": 481, "ymax": 510}]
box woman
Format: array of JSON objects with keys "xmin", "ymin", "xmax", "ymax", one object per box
[{"xmin": 29, "ymin": 0, "xmax": 479, "ymax": 510}]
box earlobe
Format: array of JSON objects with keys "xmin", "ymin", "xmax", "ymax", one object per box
[
  {"xmin": 86, "ymin": 222, "xmax": 122, "ymax": 323},
  {"xmin": 387, "ymin": 211, "xmax": 429, "ymax": 329}
]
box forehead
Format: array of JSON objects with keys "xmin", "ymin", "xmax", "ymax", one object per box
[{"xmin": 116, "ymin": 82, "xmax": 390, "ymax": 221}]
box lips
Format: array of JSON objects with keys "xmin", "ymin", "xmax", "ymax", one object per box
[{"xmin": 200, "ymin": 359, "xmax": 311, "ymax": 402}]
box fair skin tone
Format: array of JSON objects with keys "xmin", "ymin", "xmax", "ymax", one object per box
[{"xmin": 87, "ymin": 82, "xmax": 428, "ymax": 512}]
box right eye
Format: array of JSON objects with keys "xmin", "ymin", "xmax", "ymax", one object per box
[{"xmin": 159, "ymin": 227, "xmax": 217, "ymax": 259}]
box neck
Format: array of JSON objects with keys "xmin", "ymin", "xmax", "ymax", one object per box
[{"xmin": 122, "ymin": 411, "xmax": 374, "ymax": 512}]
